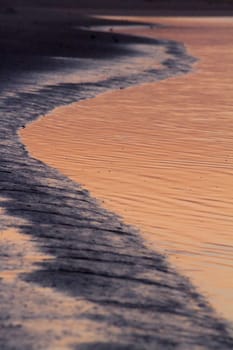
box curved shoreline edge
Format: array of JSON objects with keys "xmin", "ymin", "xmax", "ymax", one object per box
[{"xmin": 0, "ymin": 22, "xmax": 233, "ymax": 349}]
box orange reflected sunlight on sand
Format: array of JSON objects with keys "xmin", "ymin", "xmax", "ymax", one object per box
[{"xmin": 21, "ymin": 18, "xmax": 233, "ymax": 322}]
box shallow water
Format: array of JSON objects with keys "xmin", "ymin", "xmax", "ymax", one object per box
[{"xmin": 22, "ymin": 17, "xmax": 233, "ymax": 323}]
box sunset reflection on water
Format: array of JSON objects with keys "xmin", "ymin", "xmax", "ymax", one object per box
[{"xmin": 21, "ymin": 18, "xmax": 233, "ymax": 322}]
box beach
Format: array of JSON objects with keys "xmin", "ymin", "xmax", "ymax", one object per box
[
  {"xmin": 21, "ymin": 16, "xmax": 233, "ymax": 322},
  {"xmin": 1, "ymin": 2, "xmax": 233, "ymax": 349}
]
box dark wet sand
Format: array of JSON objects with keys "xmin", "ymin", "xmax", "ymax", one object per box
[
  {"xmin": 1, "ymin": 2, "xmax": 233, "ymax": 349},
  {"xmin": 22, "ymin": 17, "xmax": 233, "ymax": 323}
]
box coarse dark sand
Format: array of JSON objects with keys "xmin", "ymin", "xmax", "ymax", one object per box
[{"xmin": 0, "ymin": 1, "xmax": 233, "ymax": 349}]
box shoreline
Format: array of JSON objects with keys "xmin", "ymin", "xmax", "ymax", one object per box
[
  {"xmin": 21, "ymin": 17, "xmax": 233, "ymax": 323},
  {"xmin": 1, "ymin": 8, "xmax": 233, "ymax": 350}
]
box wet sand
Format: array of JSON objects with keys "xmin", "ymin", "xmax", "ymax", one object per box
[
  {"xmin": 1, "ymin": 1, "xmax": 233, "ymax": 347},
  {"xmin": 22, "ymin": 17, "xmax": 233, "ymax": 323}
]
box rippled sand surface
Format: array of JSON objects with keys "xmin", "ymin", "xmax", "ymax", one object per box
[{"xmin": 22, "ymin": 18, "xmax": 233, "ymax": 322}]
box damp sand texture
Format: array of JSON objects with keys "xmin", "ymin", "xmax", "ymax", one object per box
[
  {"xmin": 22, "ymin": 17, "xmax": 233, "ymax": 323},
  {"xmin": 1, "ymin": 8, "xmax": 233, "ymax": 350}
]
